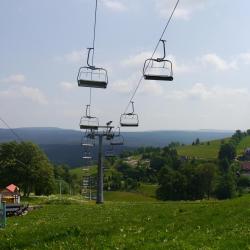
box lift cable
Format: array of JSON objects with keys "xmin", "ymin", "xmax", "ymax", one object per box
[
  {"xmin": 0, "ymin": 117, "xmax": 23, "ymax": 142},
  {"xmin": 89, "ymin": 0, "xmax": 98, "ymax": 112},
  {"xmin": 123, "ymin": 0, "xmax": 180, "ymax": 114}
]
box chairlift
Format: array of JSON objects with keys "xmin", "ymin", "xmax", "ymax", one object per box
[
  {"xmin": 79, "ymin": 105, "xmax": 99, "ymax": 130},
  {"xmin": 82, "ymin": 154, "xmax": 92, "ymax": 160},
  {"xmin": 120, "ymin": 102, "xmax": 139, "ymax": 127},
  {"xmin": 105, "ymin": 145, "xmax": 115, "ymax": 158},
  {"xmin": 143, "ymin": 40, "xmax": 173, "ymax": 81},
  {"xmin": 110, "ymin": 127, "xmax": 124, "ymax": 146},
  {"xmin": 77, "ymin": 48, "xmax": 108, "ymax": 89},
  {"xmin": 81, "ymin": 130, "xmax": 95, "ymax": 147}
]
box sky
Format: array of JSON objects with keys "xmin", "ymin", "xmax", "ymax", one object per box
[{"xmin": 0, "ymin": 0, "xmax": 250, "ymax": 131}]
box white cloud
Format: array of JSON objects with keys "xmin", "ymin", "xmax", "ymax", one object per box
[
  {"xmin": 20, "ymin": 86, "xmax": 48, "ymax": 105},
  {"xmin": 0, "ymin": 74, "xmax": 26, "ymax": 84},
  {"xmin": 122, "ymin": 51, "xmax": 194, "ymax": 75},
  {"xmin": 201, "ymin": 54, "xmax": 237, "ymax": 71},
  {"xmin": 56, "ymin": 50, "xmax": 84, "ymax": 64},
  {"xmin": 238, "ymin": 53, "xmax": 250, "ymax": 65},
  {"xmin": 166, "ymin": 83, "xmax": 249, "ymax": 101},
  {"xmin": 139, "ymin": 81, "xmax": 164, "ymax": 96},
  {"xmin": 102, "ymin": 0, "xmax": 127, "ymax": 12},
  {"xmin": 60, "ymin": 81, "xmax": 76, "ymax": 91},
  {"xmin": 122, "ymin": 51, "xmax": 153, "ymax": 68},
  {"xmin": 0, "ymin": 85, "xmax": 48, "ymax": 105},
  {"xmin": 111, "ymin": 72, "xmax": 164, "ymax": 97},
  {"xmin": 111, "ymin": 76, "xmax": 136, "ymax": 94},
  {"xmin": 155, "ymin": 0, "xmax": 206, "ymax": 20}
]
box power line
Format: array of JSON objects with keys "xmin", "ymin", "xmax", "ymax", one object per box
[
  {"xmin": 0, "ymin": 117, "xmax": 23, "ymax": 142},
  {"xmin": 123, "ymin": 0, "xmax": 180, "ymax": 114}
]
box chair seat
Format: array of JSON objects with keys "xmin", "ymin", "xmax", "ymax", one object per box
[
  {"xmin": 81, "ymin": 143, "xmax": 94, "ymax": 147},
  {"xmin": 120, "ymin": 123, "xmax": 139, "ymax": 127},
  {"xmin": 78, "ymin": 80, "xmax": 107, "ymax": 89},
  {"xmin": 144, "ymin": 74, "xmax": 173, "ymax": 81},
  {"xmin": 80, "ymin": 125, "xmax": 98, "ymax": 130},
  {"xmin": 110, "ymin": 142, "xmax": 124, "ymax": 146}
]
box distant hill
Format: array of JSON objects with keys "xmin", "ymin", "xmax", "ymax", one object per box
[{"xmin": 0, "ymin": 127, "xmax": 233, "ymax": 167}]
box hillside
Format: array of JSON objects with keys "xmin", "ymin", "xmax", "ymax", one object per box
[
  {"xmin": 177, "ymin": 139, "xmax": 225, "ymax": 159},
  {"xmin": 237, "ymin": 136, "xmax": 250, "ymax": 155},
  {"xmin": 177, "ymin": 135, "xmax": 250, "ymax": 159},
  {"xmin": 0, "ymin": 127, "xmax": 233, "ymax": 167},
  {"xmin": 1, "ymin": 195, "xmax": 250, "ymax": 249}
]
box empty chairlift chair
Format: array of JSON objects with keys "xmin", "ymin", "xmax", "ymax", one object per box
[
  {"xmin": 79, "ymin": 105, "xmax": 99, "ymax": 130},
  {"xmin": 120, "ymin": 101, "xmax": 139, "ymax": 127},
  {"xmin": 110, "ymin": 127, "xmax": 124, "ymax": 146},
  {"xmin": 81, "ymin": 130, "xmax": 95, "ymax": 161},
  {"xmin": 105, "ymin": 145, "xmax": 115, "ymax": 158},
  {"xmin": 77, "ymin": 48, "xmax": 108, "ymax": 89},
  {"xmin": 143, "ymin": 40, "xmax": 173, "ymax": 81}
]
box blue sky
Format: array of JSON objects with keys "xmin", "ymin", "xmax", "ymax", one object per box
[{"xmin": 0, "ymin": 0, "xmax": 250, "ymax": 131}]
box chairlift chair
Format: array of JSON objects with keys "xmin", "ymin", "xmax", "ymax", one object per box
[
  {"xmin": 82, "ymin": 152, "xmax": 92, "ymax": 161},
  {"xmin": 79, "ymin": 105, "xmax": 99, "ymax": 130},
  {"xmin": 77, "ymin": 48, "xmax": 108, "ymax": 89},
  {"xmin": 110, "ymin": 127, "xmax": 124, "ymax": 146},
  {"xmin": 81, "ymin": 130, "xmax": 95, "ymax": 147},
  {"xmin": 105, "ymin": 145, "xmax": 115, "ymax": 158},
  {"xmin": 143, "ymin": 40, "xmax": 173, "ymax": 81},
  {"xmin": 120, "ymin": 102, "xmax": 139, "ymax": 127}
]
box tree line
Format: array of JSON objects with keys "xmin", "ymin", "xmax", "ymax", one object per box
[
  {"xmin": 103, "ymin": 130, "xmax": 250, "ymax": 200},
  {"xmin": 0, "ymin": 141, "xmax": 78, "ymax": 197}
]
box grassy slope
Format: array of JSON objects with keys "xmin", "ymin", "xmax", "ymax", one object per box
[
  {"xmin": 104, "ymin": 191, "xmax": 156, "ymax": 202},
  {"xmin": 177, "ymin": 136, "xmax": 250, "ymax": 159},
  {"xmin": 177, "ymin": 139, "xmax": 224, "ymax": 159},
  {"xmin": 237, "ymin": 136, "xmax": 250, "ymax": 155},
  {"xmin": 1, "ymin": 195, "xmax": 250, "ymax": 249}
]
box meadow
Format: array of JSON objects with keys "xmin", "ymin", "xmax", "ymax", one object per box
[
  {"xmin": 1, "ymin": 194, "xmax": 250, "ymax": 250},
  {"xmin": 177, "ymin": 136, "xmax": 250, "ymax": 159},
  {"xmin": 176, "ymin": 139, "xmax": 225, "ymax": 159}
]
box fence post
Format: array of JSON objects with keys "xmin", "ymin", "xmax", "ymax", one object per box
[{"xmin": 0, "ymin": 201, "xmax": 6, "ymax": 228}]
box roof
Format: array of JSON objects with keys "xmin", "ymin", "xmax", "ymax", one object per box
[
  {"xmin": 241, "ymin": 162, "xmax": 250, "ymax": 171},
  {"xmin": 6, "ymin": 184, "xmax": 19, "ymax": 193}
]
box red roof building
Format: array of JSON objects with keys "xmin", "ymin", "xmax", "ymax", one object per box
[{"xmin": 6, "ymin": 184, "xmax": 19, "ymax": 193}]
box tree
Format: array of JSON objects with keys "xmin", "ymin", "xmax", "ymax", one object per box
[
  {"xmin": 197, "ymin": 163, "xmax": 217, "ymax": 199},
  {"xmin": 218, "ymin": 143, "xmax": 236, "ymax": 162},
  {"xmin": 0, "ymin": 141, "xmax": 55, "ymax": 196},
  {"xmin": 157, "ymin": 167, "xmax": 187, "ymax": 200},
  {"xmin": 195, "ymin": 138, "xmax": 200, "ymax": 145},
  {"xmin": 215, "ymin": 172, "xmax": 236, "ymax": 199}
]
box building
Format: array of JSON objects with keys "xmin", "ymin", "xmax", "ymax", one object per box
[
  {"xmin": 0, "ymin": 184, "xmax": 20, "ymax": 204},
  {"xmin": 240, "ymin": 162, "xmax": 250, "ymax": 176},
  {"xmin": 245, "ymin": 148, "xmax": 250, "ymax": 160}
]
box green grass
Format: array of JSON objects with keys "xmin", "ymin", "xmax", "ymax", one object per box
[
  {"xmin": 177, "ymin": 136, "xmax": 250, "ymax": 160},
  {"xmin": 104, "ymin": 191, "xmax": 157, "ymax": 202},
  {"xmin": 137, "ymin": 183, "xmax": 158, "ymax": 198},
  {"xmin": 70, "ymin": 165, "xmax": 97, "ymax": 182},
  {"xmin": 237, "ymin": 136, "xmax": 250, "ymax": 155},
  {"xmin": 1, "ymin": 195, "xmax": 250, "ymax": 249},
  {"xmin": 177, "ymin": 139, "xmax": 224, "ymax": 159}
]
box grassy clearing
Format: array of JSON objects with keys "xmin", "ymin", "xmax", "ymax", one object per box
[
  {"xmin": 1, "ymin": 195, "xmax": 250, "ymax": 249},
  {"xmin": 137, "ymin": 183, "xmax": 158, "ymax": 198},
  {"xmin": 104, "ymin": 191, "xmax": 157, "ymax": 202},
  {"xmin": 177, "ymin": 136, "xmax": 250, "ymax": 160},
  {"xmin": 237, "ymin": 136, "xmax": 250, "ymax": 155},
  {"xmin": 177, "ymin": 139, "xmax": 224, "ymax": 159}
]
